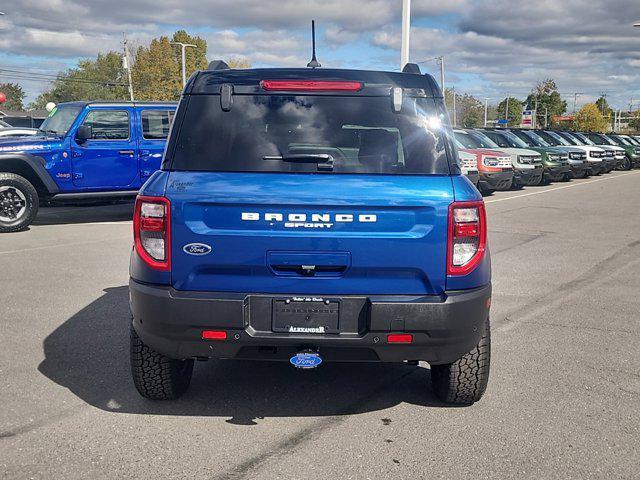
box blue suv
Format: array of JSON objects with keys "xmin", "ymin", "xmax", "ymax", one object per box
[
  {"xmin": 0, "ymin": 101, "xmax": 176, "ymax": 232},
  {"xmin": 129, "ymin": 62, "xmax": 492, "ymax": 405}
]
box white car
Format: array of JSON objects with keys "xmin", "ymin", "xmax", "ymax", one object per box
[
  {"xmin": 0, "ymin": 127, "xmax": 39, "ymax": 138},
  {"xmin": 540, "ymin": 131, "xmax": 607, "ymax": 176},
  {"xmin": 571, "ymin": 132, "xmax": 619, "ymax": 173},
  {"xmin": 456, "ymin": 144, "xmax": 480, "ymax": 186},
  {"xmin": 469, "ymin": 129, "xmax": 545, "ymax": 186}
]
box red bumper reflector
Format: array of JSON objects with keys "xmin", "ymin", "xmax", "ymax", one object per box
[
  {"xmin": 202, "ymin": 330, "xmax": 227, "ymax": 341},
  {"xmin": 387, "ymin": 333, "xmax": 413, "ymax": 344},
  {"xmin": 260, "ymin": 80, "xmax": 363, "ymax": 92}
]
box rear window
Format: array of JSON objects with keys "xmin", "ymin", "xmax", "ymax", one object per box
[
  {"xmin": 142, "ymin": 110, "xmax": 175, "ymax": 139},
  {"xmin": 168, "ymin": 95, "xmax": 450, "ymax": 174}
]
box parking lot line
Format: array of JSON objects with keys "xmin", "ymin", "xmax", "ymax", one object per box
[
  {"xmin": 485, "ymin": 170, "xmax": 640, "ymax": 204},
  {"xmin": 0, "ymin": 236, "xmax": 130, "ymax": 256}
]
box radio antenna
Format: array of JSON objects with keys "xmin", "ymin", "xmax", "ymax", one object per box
[{"xmin": 307, "ymin": 20, "xmax": 321, "ymax": 68}]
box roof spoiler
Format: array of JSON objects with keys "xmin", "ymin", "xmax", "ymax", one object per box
[
  {"xmin": 208, "ymin": 60, "xmax": 230, "ymax": 71},
  {"xmin": 401, "ymin": 63, "xmax": 421, "ymax": 74}
]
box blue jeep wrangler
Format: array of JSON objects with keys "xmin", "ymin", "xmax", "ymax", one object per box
[
  {"xmin": 0, "ymin": 101, "xmax": 176, "ymax": 232},
  {"xmin": 129, "ymin": 63, "xmax": 491, "ymax": 405}
]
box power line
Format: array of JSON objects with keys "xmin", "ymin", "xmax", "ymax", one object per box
[{"xmin": 0, "ymin": 68, "xmax": 127, "ymax": 87}]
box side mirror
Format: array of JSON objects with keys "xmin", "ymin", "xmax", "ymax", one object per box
[{"xmin": 76, "ymin": 125, "xmax": 92, "ymax": 144}]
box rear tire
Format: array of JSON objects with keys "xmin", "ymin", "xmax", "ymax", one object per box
[
  {"xmin": 431, "ymin": 318, "xmax": 490, "ymax": 405},
  {"xmin": 0, "ymin": 173, "xmax": 39, "ymax": 233},
  {"xmin": 130, "ymin": 325, "xmax": 194, "ymax": 400}
]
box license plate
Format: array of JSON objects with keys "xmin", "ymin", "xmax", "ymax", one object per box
[{"xmin": 272, "ymin": 297, "xmax": 339, "ymax": 333}]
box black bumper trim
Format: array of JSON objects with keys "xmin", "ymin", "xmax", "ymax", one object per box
[
  {"xmin": 478, "ymin": 171, "xmax": 513, "ymax": 191},
  {"xmin": 130, "ymin": 280, "xmax": 491, "ymax": 365}
]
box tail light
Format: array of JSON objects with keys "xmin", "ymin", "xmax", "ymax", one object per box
[
  {"xmin": 447, "ymin": 201, "xmax": 487, "ymax": 276},
  {"xmin": 134, "ymin": 196, "xmax": 171, "ymax": 271}
]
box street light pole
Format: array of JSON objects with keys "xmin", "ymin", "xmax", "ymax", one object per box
[
  {"xmin": 437, "ymin": 56, "xmax": 445, "ymax": 92},
  {"xmin": 572, "ymin": 92, "xmax": 583, "ymax": 114},
  {"xmin": 171, "ymin": 42, "xmax": 197, "ymax": 88},
  {"xmin": 484, "ymin": 97, "xmax": 489, "ymax": 127},
  {"xmin": 505, "ymin": 94, "xmax": 510, "ymax": 126},
  {"xmin": 452, "ymin": 86, "xmax": 457, "ymax": 127},
  {"xmin": 400, "ymin": 0, "xmax": 411, "ymax": 69}
]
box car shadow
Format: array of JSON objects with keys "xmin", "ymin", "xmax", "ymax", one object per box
[
  {"xmin": 33, "ymin": 202, "xmax": 135, "ymax": 226},
  {"xmin": 38, "ymin": 286, "xmax": 457, "ymax": 425}
]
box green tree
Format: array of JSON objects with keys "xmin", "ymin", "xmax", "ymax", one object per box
[
  {"xmin": 226, "ymin": 57, "xmax": 251, "ymax": 69},
  {"xmin": 132, "ymin": 31, "xmax": 208, "ymax": 101},
  {"xmin": 595, "ymin": 96, "xmax": 613, "ymax": 118},
  {"xmin": 497, "ymin": 96, "xmax": 523, "ymax": 127},
  {"xmin": 30, "ymin": 30, "xmax": 250, "ymax": 106},
  {"xmin": 458, "ymin": 94, "xmax": 484, "ymax": 128},
  {"xmin": 574, "ymin": 103, "xmax": 608, "ymax": 132},
  {"xmin": 627, "ymin": 110, "xmax": 640, "ymax": 133},
  {"xmin": 0, "ymin": 83, "xmax": 26, "ymax": 110},
  {"xmin": 444, "ymin": 89, "xmax": 484, "ymax": 127},
  {"xmin": 30, "ymin": 52, "xmax": 129, "ymax": 108},
  {"xmin": 525, "ymin": 79, "xmax": 567, "ymax": 128}
]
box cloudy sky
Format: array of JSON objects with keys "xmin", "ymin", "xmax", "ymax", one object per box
[{"xmin": 1, "ymin": 0, "xmax": 640, "ymax": 109}]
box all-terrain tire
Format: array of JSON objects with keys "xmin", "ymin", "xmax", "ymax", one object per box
[
  {"xmin": 430, "ymin": 318, "xmax": 490, "ymax": 405},
  {"xmin": 617, "ymin": 156, "xmax": 632, "ymax": 171},
  {"xmin": 0, "ymin": 173, "xmax": 39, "ymax": 233},
  {"xmin": 130, "ymin": 325, "xmax": 194, "ymax": 400}
]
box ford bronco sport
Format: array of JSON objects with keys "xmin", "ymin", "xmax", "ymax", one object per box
[{"xmin": 129, "ymin": 62, "xmax": 492, "ymax": 405}]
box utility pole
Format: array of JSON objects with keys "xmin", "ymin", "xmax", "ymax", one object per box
[
  {"xmin": 544, "ymin": 107, "xmax": 548, "ymax": 128},
  {"xmin": 400, "ymin": 0, "xmax": 411, "ymax": 69},
  {"xmin": 484, "ymin": 97, "xmax": 489, "ymax": 127},
  {"xmin": 171, "ymin": 42, "xmax": 197, "ymax": 88},
  {"xmin": 122, "ymin": 34, "xmax": 134, "ymax": 101},
  {"xmin": 600, "ymin": 93, "xmax": 608, "ymax": 115},
  {"xmin": 436, "ymin": 56, "xmax": 445, "ymax": 92},
  {"xmin": 534, "ymin": 98, "xmax": 539, "ymax": 129},
  {"xmin": 452, "ymin": 86, "xmax": 457, "ymax": 127}
]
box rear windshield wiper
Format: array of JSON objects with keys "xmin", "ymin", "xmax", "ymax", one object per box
[{"xmin": 262, "ymin": 153, "xmax": 334, "ymax": 171}]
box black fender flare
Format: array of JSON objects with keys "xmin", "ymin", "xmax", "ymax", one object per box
[{"xmin": 0, "ymin": 153, "xmax": 59, "ymax": 194}]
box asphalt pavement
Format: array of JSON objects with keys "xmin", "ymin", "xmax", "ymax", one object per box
[{"xmin": 1, "ymin": 171, "xmax": 640, "ymax": 479}]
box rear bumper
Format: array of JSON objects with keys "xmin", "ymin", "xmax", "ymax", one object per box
[
  {"xmin": 478, "ymin": 170, "xmax": 512, "ymax": 191},
  {"xmin": 130, "ymin": 280, "xmax": 491, "ymax": 365}
]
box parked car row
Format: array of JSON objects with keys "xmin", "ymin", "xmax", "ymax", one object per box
[{"xmin": 456, "ymin": 127, "xmax": 640, "ymax": 194}]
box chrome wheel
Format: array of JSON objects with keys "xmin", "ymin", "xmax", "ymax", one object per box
[{"xmin": 0, "ymin": 186, "xmax": 27, "ymax": 223}]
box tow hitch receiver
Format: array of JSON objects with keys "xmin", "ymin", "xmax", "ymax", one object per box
[{"xmin": 289, "ymin": 351, "xmax": 323, "ymax": 369}]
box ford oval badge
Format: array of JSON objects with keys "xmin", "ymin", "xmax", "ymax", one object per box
[
  {"xmin": 290, "ymin": 352, "xmax": 323, "ymax": 369},
  {"xmin": 183, "ymin": 243, "xmax": 212, "ymax": 256}
]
